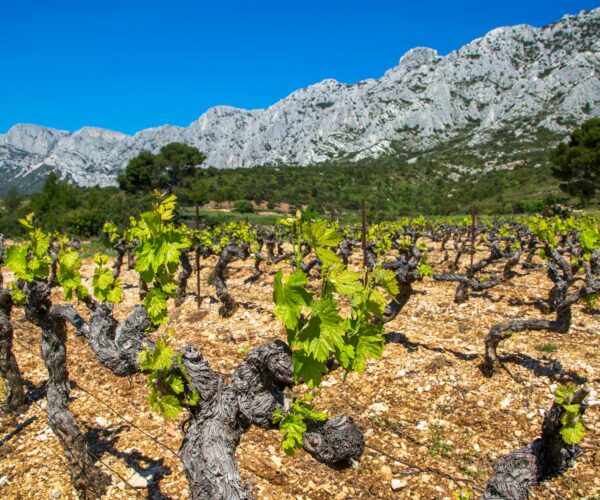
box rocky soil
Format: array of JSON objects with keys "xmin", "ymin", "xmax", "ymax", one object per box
[{"xmin": 0, "ymin": 249, "xmax": 599, "ymax": 499}]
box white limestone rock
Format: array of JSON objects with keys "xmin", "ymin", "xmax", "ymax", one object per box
[{"xmin": 1, "ymin": 7, "xmax": 599, "ymax": 192}]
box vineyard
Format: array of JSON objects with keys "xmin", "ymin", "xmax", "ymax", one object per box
[{"xmin": 0, "ymin": 194, "xmax": 599, "ymax": 499}]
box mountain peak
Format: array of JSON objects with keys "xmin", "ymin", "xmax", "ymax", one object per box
[
  {"xmin": 1, "ymin": 8, "xmax": 599, "ymax": 193},
  {"xmin": 398, "ymin": 47, "xmax": 440, "ymax": 69},
  {"xmin": 73, "ymin": 127, "xmax": 130, "ymax": 141}
]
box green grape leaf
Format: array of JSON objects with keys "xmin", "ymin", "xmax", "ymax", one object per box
[
  {"xmin": 9, "ymin": 286, "xmax": 26, "ymax": 306},
  {"xmin": 144, "ymin": 288, "xmax": 169, "ymax": 325},
  {"xmin": 273, "ymin": 269, "xmax": 312, "ymax": 329},
  {"xmin": 418, "ymin": 263, "xmax": 433, "ymax": 278},
  {"xmin": 292, "ymin": 350, "xmax": 327, "ymax": 388},
  {"xmin": 371, "ymin": 267, "xmax": 399, "ymax": 296},
  {"xmin": 5, "ymin": 246, "xmax": 33, "ymax": 281},
  {"xmin": 138, "ymin": 337, "xmax": 174, "ymax": 371},
  {"xmin": 164, "ymin": 373, "xmax": 185, "ymax": 394},
  {"xmin": 560, "ymin": 419, "xmax": 585, "ymax": 445},
  {"xmin": 186, "ymin": 390, "xmax": 200, "ymax": 407},
  {"xmin": 350, "ymin": 324, "xmax": 385, "ymax": 373},
  {"xmin": 157, "ymin": 394, "xmax": 182, "ymax": 419},
  {"xmin": 328, "ymin": 264, "xmax": 363, "ymax": 296},
  {"xmin": 303, "ymin": 220, "xmax": 342, "ymax": 249},
  {"xmin": 315, "ymin": 247, "xmax": 340, "ymax": 266},
  {"xmin": 106, "ymin": 283, "xmax": 123, "ymax": 304},
  {"xmin": 580, "ymin": 227, "xmax": 599, "ymax": 253},
  {"xmin": 94, "ymin": 267, "xmax": 114, "ymax": 293}
]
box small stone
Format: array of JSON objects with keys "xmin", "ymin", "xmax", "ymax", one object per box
[
  {"xmin": 0, "ymin": 476, "xmax": 9, "ymax": 487},
  {"xmin": 117, "ymin": 482, "xmax": 126, "ymax": 490},
  {"xmin": 128, "ymin": 471, "xmax": 151, "ymax": 488},
  {"xmin": 37, "ymin": 433, "xmax": 48, "ymax": 442},
  {"xmin": 391, "ymin": 479, "xmax": 407, "ymax": 491},
  {"xmin": 380, "ymin": 465, "xmax": 392, "ymax": 478},
  {"xmin": 270, "ymin": 455, "xmax": 282, "ymax": 468},
  {"xmin": 51, "ymin": 492, "xmax": 61, "ymax": 499},
  {"xmin": 95, "ymin": 416, "xmax": 109, "ymax": 427},
  {"xmin": 368, "ymin": 402, "xmax": 389, "ymax": 414},
  {"xmin": 586, "ymin": 390, "xmax": 599, "ymax": 406}
]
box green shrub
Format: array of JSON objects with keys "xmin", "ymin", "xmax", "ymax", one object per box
[{"xmin": 233, "ymin": 199, "xmax": 255, "ymax": 213}]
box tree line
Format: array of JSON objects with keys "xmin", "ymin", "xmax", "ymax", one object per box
[{"xmin": 0, "ymin": 119, "xmax": 598, "ymax": 238}]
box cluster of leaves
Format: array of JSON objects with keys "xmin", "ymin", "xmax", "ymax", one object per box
[
  {"xmin": 554, "ymin": 383, "xmax": 585, "ymax": 445},
  {"xmin": 367, "ymin": 224, "xmax": 393, "ymax": 256},
  {"xmin": 528, "ymin": 215, "xmax": 600, "ymax": 261},
  {"xmin": 4, "ymin": 214, "xmax": 52, "ymax": 284},
  {"xmin": 91, "ymin": 254, "xmax": 123, "ymax": 303},
  {"xmin": 417, "ymin": 252, "xmax": 434, "ymax": 278},
  {"xmin": 137, "ymin": 332, "xmax": 199, "ymax": 418},
  {"xmin": 191, "ymin": 221, "xmax": 258, "ymax": 255},
  {"xmin": 274, "ymin": 213, "xmax": 398, "ymax": 386},
  {"xmin": 102, "ymin": 221, "xmax": 122, "ymax": 245},
  {"xmin": 578, "ymin": 217, "xmax": 600, "ymax": 260},
  {"xmin": 272, "ymin": 393, "xmax": 326, "ymax": 455},
  {"xmin": 57, "ymin": 240, "xmax": 89, "ymax": 302},
  {"xmin": 4, "ymin": 214, "xmax": 96, "ymax": 304},
  {"xmin": 129, "ymin": 193, "xmax": 191, "ymax": 325}
]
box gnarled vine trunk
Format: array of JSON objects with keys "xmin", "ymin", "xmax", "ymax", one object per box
[
  {"xmin": 383, "ymin": 283, "xmax": 413, "ymax": 324},
  {"xmin": 86, "ymin": 303, "xmax": 153, "ymax": 375},
  {"xmin": 175, "ymin": 251, "xmax": 193, "ymax": 306},
  {"xmin": 179, "ymin": 339, "xmax": 365, "ymax": 499},
  {"xmin": 46, "ymin": 299, "xmax": 365, "ymax": 499},
  {"xmin": 215, "ymin": 245, "xmax": 248, "ymax": 317},
  {"xmin": 483, "ymin": 249, "xmax": 599, "ymax": 375},
  {"xmin": 484, "ymin": 388, "xmax": 589, "ymax": 499},
  {"xmin": 381, "ymin": 245, "xmax": 423, "ymax": 324},
  {"xmin": 338, "ymin": 238, "xmax": 354, "ymax": 267},
  {"xmin": 22, "ymin": 280, "xmax": 106, "ymax": 498},
  {"xmin": 0, "ymin": 289, "xmax": 25, "ymax": 412},
  {"xmin": 435, "ymin": 241, "xmax": 520, "ymax": 304}
]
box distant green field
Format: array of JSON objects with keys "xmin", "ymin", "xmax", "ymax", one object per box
[{"xmin": 180, "ymin": 207, "xmax": 282, "ymax": 226}]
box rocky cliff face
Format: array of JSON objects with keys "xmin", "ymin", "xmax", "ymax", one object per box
[{"xmin": 1, "ymin": 8, "xmax": 599, "ymax": 193}]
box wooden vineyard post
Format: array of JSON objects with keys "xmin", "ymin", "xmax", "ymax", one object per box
[
  {"xmin": 361, "ymin": 199, "xmax": 367, "ymax": 269},
  {"xmin": 470, "ymin": 206, "xmax": 478, "ymax": 269},
  {"xmin": 196, "ymin": 251, "xmax": 201, "ymax": 309},
  {"xmin": 195, "ymin": 203, "xmax": 200, "ymax": 230}
]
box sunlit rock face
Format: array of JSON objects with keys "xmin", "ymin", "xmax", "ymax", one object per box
[{"xmin": 1, "ymin": 8, "xmax": 599, "ymax": 192}]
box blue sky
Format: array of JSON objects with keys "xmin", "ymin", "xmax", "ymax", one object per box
[{"xmin": 1, "ymin": 0, "xmax": 598, "ymax": 134}]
